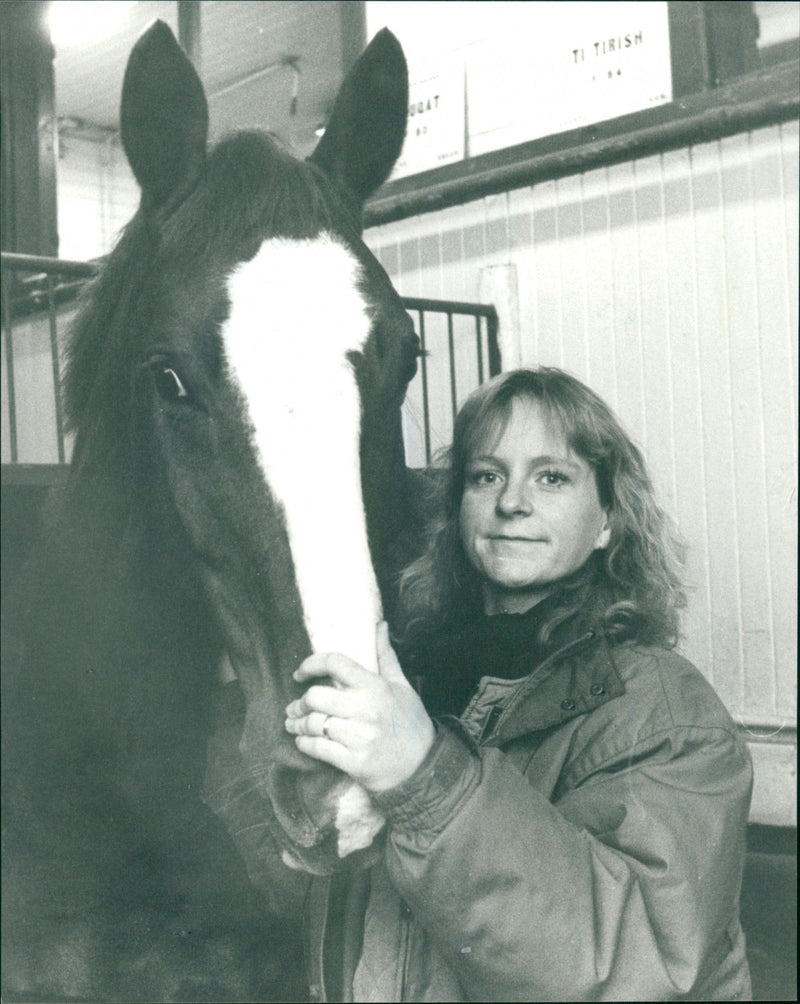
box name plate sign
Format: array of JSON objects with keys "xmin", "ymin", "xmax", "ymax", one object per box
[
  {"xmin": 467, "ymin": 1, "xmax": 672, "ymax": 157},
  {"xmin": 368, "ymin": 1, "xmax": 672, "ymax": 177},
  {"xmin": 392, "ymin": 63, "xmax": 465, "ymax": 180}
]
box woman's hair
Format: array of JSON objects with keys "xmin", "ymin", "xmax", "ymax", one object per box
[{"xmin": 397, "ymin": 367, "xmax": 686, "ymax": 650}]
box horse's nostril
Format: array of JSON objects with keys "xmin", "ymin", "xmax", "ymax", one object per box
[
  {"xmin": 268, "ymin": 762, "xmax": 338, "ymax": 849},
  {"xmin": 264, "ymin": 764, "xmax": 386, "ymax": 875}
]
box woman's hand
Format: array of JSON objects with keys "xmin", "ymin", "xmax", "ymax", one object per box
[{"xmin": 285, "ymin": 622, "xmax": 435, "ymax": 793}]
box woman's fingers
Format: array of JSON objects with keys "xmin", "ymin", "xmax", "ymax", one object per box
[
  {"xmin": 294, "ymin": 650, "xmax": 373, "ymax": 686},
  {"xmin": 284, "ymin": 709, "xmax": 331, "ymax": 736},
  {"xmin": 293, "ymin": 734, "xmax": 352, "ymax": 774},
  {"xmin": 285, "ymin": 636, "xmax": 435, "ymax": 791},
  {"xmin": 285, "ymin": 684, "xmax": 355, "ymax": 720},
  {"xmin": 375, "ymin": 621, "xmax": 406, "ymax": 683},
  {"xmin": 288, "ymin": 646, "xmax": 385, "ymax": 718},
  {"xmin": 286, "ymin": 710, "xmax": 372, "ymax": 746}
]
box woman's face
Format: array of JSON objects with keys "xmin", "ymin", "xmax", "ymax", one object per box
[{"xmin": 459, "ymin": 396, "xmax": 610, "ymax": 615}]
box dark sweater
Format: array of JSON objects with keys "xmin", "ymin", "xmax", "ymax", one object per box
[{"xmin": 403, "ymin": 593, "xmax": 567, "ymax": 718}]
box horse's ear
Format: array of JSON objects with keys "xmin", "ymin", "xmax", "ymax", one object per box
[
  {"xmin": 120, "ymin": 20, "xmax": 208, "ymax": 210},
  {"xmin": 310, "ymin": 28, "xmax": 408, "ymax": 206}
]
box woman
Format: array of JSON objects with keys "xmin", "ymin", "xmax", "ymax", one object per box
[{"xmin": 281, "ymin": 368, "xmax": 752, "ymax": 1002}]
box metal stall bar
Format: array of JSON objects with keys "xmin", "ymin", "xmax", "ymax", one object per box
[
  {"xmin": 1, "ymin": 253, "xmax": 98, "ymax": 466},
  {"xmin": 0, "ymin": 258, "xmax": 500, "ymax": 473},
  {"xmin": 400, "ymin": 296, "xmax": 500, "ymax": 467},
  {"xmin": 414, "ymin": 308, "xmax": 432, "ymax": 465},
  {"xmin": 2, "ymin": 268, "xmax": 19, "ymax": 463},
  {"xmin": 401, "ymin": 296, "xmax": 500, "ymax": 379},
  {"xmin": 475, "ymin": 314, "xmax": 485, "ymax": 385},
  {"xmin": 401, "ymin": 295, "xmax": 499, "ymax": 337},
  {"xmin": 486, "ymin": 308, "xmax": 501, "ymax": 376},
  {"xmin": 446, "ymin": 311, "xmax": 457, "ymax": 423},
  {"xmin": 1, "ymin": 252, "xmax": 99, "ymax": 284},
  {"xmin": 45, "ymin": 275, "xmax": 66, "ymax": 463}
]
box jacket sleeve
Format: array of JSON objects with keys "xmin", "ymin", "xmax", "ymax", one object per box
[{"xmin": 371, "ymin": 708, "xmax": 753, "ymax": 1002}]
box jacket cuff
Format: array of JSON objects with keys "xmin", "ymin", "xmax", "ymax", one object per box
[{"xmin": 370, "ymin": 719, "xmax": 481, "ymax": 837}]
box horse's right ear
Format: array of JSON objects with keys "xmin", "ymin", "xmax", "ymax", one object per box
[
  {"xmin": 120, "ymin": 20, "xmax": 208, "ymax": 210},
  {"xmin": 310, "ymin": 28, "xmax": 408, "ymax": 207}
]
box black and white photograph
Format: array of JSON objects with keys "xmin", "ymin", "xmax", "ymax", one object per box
[{"xmin": 1, "ymin": 2, "xmax": 797, "ymax": 1001}]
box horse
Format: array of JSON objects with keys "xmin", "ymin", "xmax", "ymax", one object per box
[{"xmin": 1, "ymin": 22, "xmax": 424, "ymax": 1002}]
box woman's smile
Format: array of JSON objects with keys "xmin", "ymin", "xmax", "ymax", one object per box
[
  {"xmin": 488, "ymin": 534, "xmax": 546, "ymax": 542},
  {"xmin": 486, "ymin": 535, "xmax": 547, "ymax": 552}
]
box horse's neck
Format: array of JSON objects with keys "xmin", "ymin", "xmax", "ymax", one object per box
[
  {"xmin": 12, "ymin": 477, "xmax": 221, "ymax": 695},
  {"xmin": 357, "ymin": 421, "xmax": 413, "ymax": 615}
]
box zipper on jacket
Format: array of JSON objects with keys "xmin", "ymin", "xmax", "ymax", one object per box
[{"xmin": 399, "ymin": 900, "xmax": 413, "ymax": 1000}]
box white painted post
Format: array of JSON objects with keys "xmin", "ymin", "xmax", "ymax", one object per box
[{"xmin": 479, "ymin": 263, "xmax": 521, "ymax": 371}]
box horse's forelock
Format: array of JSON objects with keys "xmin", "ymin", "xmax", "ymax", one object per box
[{"xmin": 164, "ymin": 132, "xmax": 346, "ymax": 263}]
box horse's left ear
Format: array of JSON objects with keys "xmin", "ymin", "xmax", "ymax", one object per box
[
  {"xmin": 120, "ymin": 20, "xmax": 208, "ymax": 210},
  {"xmin": 310, "ymin": 28, "xmax": 408, "ymax": 207}
]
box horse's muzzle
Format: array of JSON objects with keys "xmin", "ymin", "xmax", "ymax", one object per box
[{"xmin": 265, "ymin": 761, "xmax": 385, "ymax": 875}]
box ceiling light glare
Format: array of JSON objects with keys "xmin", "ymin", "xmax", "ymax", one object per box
[{"xmin": 48, "ymin": 1, "xmax": 138, "ymax": 48}]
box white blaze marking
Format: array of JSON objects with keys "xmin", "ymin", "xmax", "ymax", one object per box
[{"xmin": 222, "ymin": 234, "xmax": 382, "ymax": 675}]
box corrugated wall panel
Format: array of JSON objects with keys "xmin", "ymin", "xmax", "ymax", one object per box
[
  {"xmin": 756, "ymin": 124, "xmax": 798, "ymax": 722},
  {"xmin": 721, "ymin": 134, "xmax": 771, "ymax": 717},
  {"xmin": 633, "ymin": 154, "xmax": 677, "ymax": 523},
  {"xmin": 579, "ymin": 169, "xmax": 618, "ymax": 408},
  {"xmin": 690, "ymin": 140, "xmax": 743, "ymax": 707},
  {"xmin": 365, "ymin": 123, "xmax": 798, "ymax": 732}
]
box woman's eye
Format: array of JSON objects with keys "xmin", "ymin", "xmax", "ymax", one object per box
[
  {"xmin": 538, "ymin": 469, "xmax": 569, "ymax": 487},
  {"xmin": 469, "ymin": 470, "xmax": 500, "ymax": 486},
  {"xmin": 153, "ymin": 365, "xmax": 190, "ymax": 402}
]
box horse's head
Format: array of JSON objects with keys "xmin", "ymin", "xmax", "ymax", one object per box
[{"xmin": 64, "ymin": 22, "xmax": 416, "ymax": 874}]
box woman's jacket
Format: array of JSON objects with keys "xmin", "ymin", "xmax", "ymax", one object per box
[{"xmin": 204, "ymin": 629, "xmax": 753, "ymax": 1002}]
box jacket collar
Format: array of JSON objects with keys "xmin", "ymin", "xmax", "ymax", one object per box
[{"xmin": 481, "ymin": 630, "xmax": 626, "ymax": 746}]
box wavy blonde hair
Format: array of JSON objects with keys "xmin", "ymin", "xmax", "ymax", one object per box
[{"xmin": 397, "ymin": 368, "xmax": 686, "ymax": 650}]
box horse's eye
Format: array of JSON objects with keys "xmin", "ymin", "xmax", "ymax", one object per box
[{"xmin": 154, "ymin": 366, "xmax": 190, "ymax": 402}]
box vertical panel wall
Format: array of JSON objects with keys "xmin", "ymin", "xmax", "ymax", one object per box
[
  {"xmin": 57, "ymin": 135, "xmax": 139, "ymax": 260},
  {"xmin": 366, "ymin": 121, "xmax": 798, "ymax": 742}
]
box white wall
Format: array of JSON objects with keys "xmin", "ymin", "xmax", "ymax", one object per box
[
  {"xmin": 56, "ymin": 133, "xmax": 139, "ymax": 260},
  {"xmin": 366, "ymin": 122, "xmax": 798, "ymax": 823}
]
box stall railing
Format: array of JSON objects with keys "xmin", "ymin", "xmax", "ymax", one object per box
[{"xmin": 1, "ymin": 253, "xmax": 500, "ymax": 474}]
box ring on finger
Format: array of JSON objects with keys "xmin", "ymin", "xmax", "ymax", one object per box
[{"xmin": 322, "ymin": 714, "xmax": 333, "ymax": 739}]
